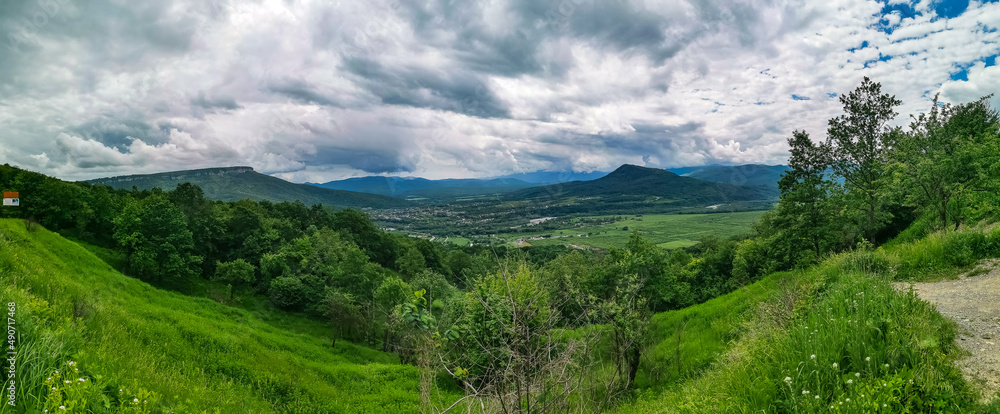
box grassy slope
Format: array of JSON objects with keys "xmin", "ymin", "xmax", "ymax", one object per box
[
  {"xmin": 501, "ymin": 211, "xmax": 764, "ymax": 249},
  {"xmin": 0, "ymin": 219, "xmax": 455, "ymax": 413},
  {"xmin": 619, "ymin": 227, "xmax": 1000, "ymax": 413}
]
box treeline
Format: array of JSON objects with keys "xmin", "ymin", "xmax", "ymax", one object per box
[{"xmin": 734, "ymin": 78, "xmax": 1000, "ymax": 281}]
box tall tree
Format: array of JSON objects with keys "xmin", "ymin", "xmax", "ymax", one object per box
[
  {"xmin": 893, "ymin": 94, "xmax": 1000, "ymax": 230},
  {"xmin": 826, "ymin": 77, "xmax": 902, "ymax": 241},
  {"xmin": 774, "ymin": 130, "xmax": 834, "ymax": 260},
  {"xmin": 113, "ymin": 195, "xmax": 201, "ymax": 281}
]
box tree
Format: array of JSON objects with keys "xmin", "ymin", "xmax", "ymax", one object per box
[
  {"xmin": 771, "ymin": 130, "xmax": 836, "ymax": 262},
  {"xmin": 113, "ymin": 195, "xmax": 201, "ymax": 282},
  {"xmin": 826, "ymin": 77, "xmax": 902, "ymax": 241},
  {"xmin": 324, "ymin": 290, "xmax": 361, "ymax": 349},
  {"xmin": 213, "ymin": 259, "xmax": 256, "ymax": 299},
  {"xmin": 892, "ymin": 94, "xmax": 1000, "ymax": 230},
  {"xmin": 442, "ymin": 263, "xmax": 595, "ymax": 413}
]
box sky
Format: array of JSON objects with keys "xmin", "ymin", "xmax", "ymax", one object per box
[{"xmin": 0, "ymin": 0, "xmax": 997, "ymax": 183}]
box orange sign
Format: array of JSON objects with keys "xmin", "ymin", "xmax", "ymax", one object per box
[{"xmin": 2, "ymin": 192, "xmax": 16, "ymax": 198}]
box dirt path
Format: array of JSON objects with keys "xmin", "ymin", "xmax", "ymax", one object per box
[{"xmin": 896, "ymin": 260, "xmax": 1000, "ymax": 401}]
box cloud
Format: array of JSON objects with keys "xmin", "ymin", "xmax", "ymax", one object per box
[{"xmin": 1, "ymin": 0, "xmax": 999, "ymax": 182}]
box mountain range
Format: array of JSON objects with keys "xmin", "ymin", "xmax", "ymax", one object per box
[
  {"xmin": 86, "ymin": 164, "xmax": 787, "ymax": 211},
  {"xmin": 87, "ymin": 166, "xmax": 406, "ymax": 209},
  {"xmin": 509, "ymin": 164, "xmax": 778, "ymax": 205}
]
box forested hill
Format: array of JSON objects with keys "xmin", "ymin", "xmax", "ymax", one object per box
[
  {"xmin": 677, "ymin": 164, "xmax": 791, "ymax": 190},
  {"xmin": 88, "ymin": 166, "xmax": 407, "ymax": 209},
  {"xmin": 508, "ymin": 164, "xmax": 778, "ymax": 204}
]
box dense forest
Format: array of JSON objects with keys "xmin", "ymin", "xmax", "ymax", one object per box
[{"xmin": 2, "ymin": 77, "xmax": 1000, "ymax": 412}]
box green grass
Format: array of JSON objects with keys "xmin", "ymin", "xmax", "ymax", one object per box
[
  {"xmin": 0, "ymin": 219, "xmax": 459, "ymax": 413},
  {"xmin": 616, "ymin": 227, "xmax": 1000, "ymax": 413},
  {"xmin": 504, "ymin": 211, "xmax": 764, "ymax": 249}
]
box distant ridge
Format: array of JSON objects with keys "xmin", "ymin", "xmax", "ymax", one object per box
[
  {"xmin": 508, "ymin": 164, "xmax": 777, "ymax": 204},
  {"xmin": 309, "ymin": 176, "xmax": 539, "ymax": 199},
  {"xmin": 675, "ymin": 164, "xmax": 790, "ymax": 190},
  {"xmin": 88, "ymin": 167, "xmax": 406, "ymax": 209}
]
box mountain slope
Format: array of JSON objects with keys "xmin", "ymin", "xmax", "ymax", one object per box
[
  {"xmin": 508, "ymin": 164, "xmax": 778, "ymax": 204},
  {"xmin": 679, "ymin": 164, "xmax": 791, "ymax": 190},
  {"xmin": 0, "ymin": 219, "xmax": 454, "ymax": 412},
  {"xmin": 309, "ymin": 176, "xmax": 538, "ymax": 198},
  {"xmin": 87, "ymin": 167, "xmax": 406, "ymax": 209}
]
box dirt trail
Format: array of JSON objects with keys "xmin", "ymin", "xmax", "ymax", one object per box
[{"xmin": 896, "ymin": 260, "xmax": 1000, "ymax": 401}]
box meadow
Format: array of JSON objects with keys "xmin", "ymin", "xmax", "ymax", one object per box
[
  {"xmin": 0, "ymin": 218, "xmax": 459, "ymax": 413},
  {"xmin": 490, "ymin": 211, "xmax": 765, "ymax": 249}
]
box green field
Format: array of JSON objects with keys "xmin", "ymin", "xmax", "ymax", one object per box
[{"xmin": 497, "ymin": 211, "xmax": 765, "ymax": 249}]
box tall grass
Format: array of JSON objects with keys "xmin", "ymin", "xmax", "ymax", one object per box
[
  {"xmin": 0, "ymin": 219, "xmax": 460, "ymax": 413},
  {"xmin": 619, "ymin": 226, "xmax": 1000, "ymax": 413}
]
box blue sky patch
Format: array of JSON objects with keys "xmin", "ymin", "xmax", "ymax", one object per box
[
  {"xmin": 950, "ymin": 53, "xmax": 999, "ymax": 81},
  {"xmin": 934, "ymin": 0, "xmax": 970, "ymax": 19},
  {"xmin": 791, "ymin": 95, "xmax": 811, "ymax": 101}
]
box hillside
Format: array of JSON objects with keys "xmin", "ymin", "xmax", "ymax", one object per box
[
  {"xmin": 508, "ymin": 164, "xmax": 778, "ymax": 204},
  {"xmin": 677, "ymin": 164, "xmax": 791, "ymax": 190},
  {"xmin": 309, "ymin": 176, "xmax": 538, "ymax": 199},
  {"xmin": 0, "ymin": 219, "xmax": 456, "ymax": 412},
  {"xmin": 618, "ymin": 228, "xmax": 1000, "ymax": 413},
  {"xmin": 88, "ymin": 167, "xmax": 407, "ymax": 209}
]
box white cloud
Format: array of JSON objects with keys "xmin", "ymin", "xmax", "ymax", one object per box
[{"xmin": 1, "ymin": 0, "xmax": 998, "ymax": 183}]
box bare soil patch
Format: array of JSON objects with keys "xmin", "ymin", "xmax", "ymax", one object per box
[{"xmin": 896, "ymin": 259, "xmax": 1000, "ymax": 401}]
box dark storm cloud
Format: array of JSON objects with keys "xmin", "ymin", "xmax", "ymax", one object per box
[
  {"xmin": 304, "ymin": 145, "xmax": 418, "ymax": 174},
  {"xmin": 267, "ymin": 78, "xmax": 343, "ymax": 107},
  {"xmin": 342, "ymin": 57, "xmax": 512, "ymax": 118},
  {"xmin": 69, "ymin": 119, "xmax": 164, "ymax": 150},
  {"xmin": 191, "ymin": 92, "xmax": 242, "ymax": 112}
]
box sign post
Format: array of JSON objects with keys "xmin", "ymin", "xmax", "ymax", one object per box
[{"xmin": 2, "ymin": 192, "xmax": 19, "ymax": 207}]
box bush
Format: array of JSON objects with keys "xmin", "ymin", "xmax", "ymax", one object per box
[
  {"xmin": 269, "ymin": 276, "xmax": 309, "ymax": 309},
  {"xmin": 942, "ymin": 232, "xmax": 987, "ymax": 267}
]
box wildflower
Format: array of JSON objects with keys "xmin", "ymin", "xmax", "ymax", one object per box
[
  {"xmin": 847, "ymin": 379, "xmax": 853, "ymax": 384},
  {"xmin": 832, "ymin": 362, "xmax": 839, "ymax": 369},
  {"xmin": 855, "ymin": 372, "xmax": 860, "ymax": 377},
  {"xmin": 815, "ymin": 395, "xmax": 820, "ymax": 399},
  {"xmin": 134, "ymin": 398, "xmax": 139, "ymax": 403},
  {"xmin": 883, "ymin": 404, "xmax": 887, "ymax": 408},
  {"xmin": 64, "ymin": 380, "xmax": 70, "ymax": 384},
  {"xmin": 865, "ymin": 357, "xmax": 870, "ymax": 362},
  {"xmin": 846, "ymin": 398, "xmax": 851, "ymax": 402},
  {"xmin": 784, "ymin": 376, "xmax": 792, "ymax": 383},
  {"xmin": 59, "ymin": 407, "xmax": 66, "ymax": 411},
  {"xmin": 78, "ymin": 378, "xmax": 85, "ymax": 382},
  {"xmin": 67, "ymin": 361, "xmax": 75, "ymax": 366},
  {"xmin": 47, "ymin": 377, "xmax": 51, "ymax": 380},
  {"xmin": 810, "ymin": 354, "xmax": 816, "ymax": 359},
  {"xmin": 884, "ymin": 364, "xmax": 889, "ymax": 368}
]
